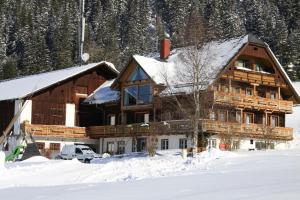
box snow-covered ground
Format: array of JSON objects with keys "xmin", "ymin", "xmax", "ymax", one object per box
[{"xmin": 1, "ymin": 149, "xmax": 300, "ymax": 200}]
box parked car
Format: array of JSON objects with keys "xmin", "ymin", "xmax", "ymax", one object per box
[{"xmin": 59, "ymin": 144, "xmax": 100, "ymax": 163}]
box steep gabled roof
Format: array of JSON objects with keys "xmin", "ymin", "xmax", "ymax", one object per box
[
  {"xmin": 92, "ymin": 34, "xmax": 300, "ymax": 104},
  {"xmin": 112, "ymin": 35, "xmax": 249, "ymax": 89},
  {"xmin": 0, "ymin": 62, "xmax": 118, "ymax": 101}
]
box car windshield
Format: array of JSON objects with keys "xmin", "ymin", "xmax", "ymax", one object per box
[{"xmin": 81, "ymin": 148, "xmax": 95, "ymax": 154}]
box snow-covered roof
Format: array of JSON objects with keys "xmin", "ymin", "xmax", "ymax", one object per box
[
  {"xmin": 293, "ymin": 82, "xmax": 300, "ymax": 94},
  {"xmin": 266, "ymin": 48, "xmax": 300, "ymax": 103},
  {"xmin": 134, "ymin": 35, "xmax": 248, "ymax": 86},
  {"xmin": 0, "ymin": 62, "xmax": 118, "ymax": 101},
  {"xmin": 84, "ymin": 79, "xmax": 119, "ymax": 104},
  {"xmin": 128, "ymin": 35, "xmax": 249, "ymax": 96}
]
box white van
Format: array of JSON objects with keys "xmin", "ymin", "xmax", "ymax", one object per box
[{"xmin": 59, "ymin": 144, "xmax": 100, "ymax": 163}]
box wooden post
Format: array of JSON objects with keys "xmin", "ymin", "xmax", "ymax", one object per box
[
  {"xmin": 229, "ymin": 79, "xmax": 232, "ymax": 92},
  {"xmin": 265, "ymin": 112, "xmax": 268, "ymax": 125},
  {"xmin": 240, "ymin": 108, "xmax": 243, "ymax": 124},
  {"xmin": 278, "ymin": 87, "xmax": 281, "ymax": 100}
]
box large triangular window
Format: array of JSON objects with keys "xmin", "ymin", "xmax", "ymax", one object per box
[{"xmin": 128, "ymin": 66, "xmax": 148, "ymax": 81}]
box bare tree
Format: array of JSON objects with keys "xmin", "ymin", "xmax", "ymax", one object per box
[{"xmin": 161, "ymin": 9, "xmax": 218, "ymax": 156}]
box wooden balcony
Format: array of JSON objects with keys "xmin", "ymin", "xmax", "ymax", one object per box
[
  {"xmin": 87, "ymin": 120, "xmax": 191, "ymax": 138},
  {"xmin": 22, "ymin": 122, "xmax": 87, "ymax": 139},
  {"xmin": 87, "ymin": 120, "xmax": 293, "ymax": 141},
  {"xmin": 202, "ymin": 120, "xmax": 293, "ymax": 140},
  {"xmin": 229, "ymin": 69, "xmax": 287, "ymax": 87},
  {"xmin": 213, "ymin": 91, "xmax": 293, "ymax": 113}
]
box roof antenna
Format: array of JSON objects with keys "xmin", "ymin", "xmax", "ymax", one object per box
[{"xmin": 79, "ymin": 0, "xmax": 89, "ymax": 66}]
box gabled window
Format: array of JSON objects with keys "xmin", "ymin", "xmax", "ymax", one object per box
[
  {"xmin": 124, "ymin": 84, "xmax": 152, "ymax": 106},
  {"xmin": 128, "ymin": 66, "xmax": 148, "ymax": 81}
]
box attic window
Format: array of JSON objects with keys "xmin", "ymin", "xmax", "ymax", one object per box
[
  {"xmin": 235, "ymin": 60, "xmax": 251, "ymax": 70},
  {"xmin": 128, "ymin": 66, "xmax": 148, "ymax": 82}
]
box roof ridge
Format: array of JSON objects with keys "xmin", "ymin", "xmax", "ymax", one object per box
[{"xmin": 0, "ymin": 62, "xmax": 104, "ymax": 84}]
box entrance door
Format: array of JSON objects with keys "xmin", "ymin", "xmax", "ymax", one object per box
[{"xmin": 137, "ymin": 138, "xmax": 147, "ymax": 152}]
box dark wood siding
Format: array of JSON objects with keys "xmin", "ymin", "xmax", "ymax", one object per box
[
  {"xmin": 31, "ymin": 70, "xmax": 106, "ymax": 126},
  {"xmin": 0, "ymin": 100, "xmax": 14, "ymax": 136}
]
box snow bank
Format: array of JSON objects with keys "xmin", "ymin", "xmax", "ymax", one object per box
[
  {"xmin": 21, "ymin": 156, "xmax": 49, "ymax": 163},
  {"xmin": 0, "ymin": 149, "xmax": 237, "ymax": 188}
]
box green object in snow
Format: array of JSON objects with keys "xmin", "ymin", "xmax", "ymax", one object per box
[{"xmin": 5, "ymin": 145, "xmax": 25, "ymax": 162}]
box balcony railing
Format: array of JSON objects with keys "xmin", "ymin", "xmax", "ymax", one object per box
[
  {"xmin": 202, "ymin": 120, "xmax": 293, "ymax": 140},
  {"xmin": 22, "ymin": 122, "xmax": 87, "ymax": 139},
  {"xmin": 87, "ymin": 119, "xmax": 293, "ymax": 140},
  {"xmin": 213, "ymin": 91, "xmax": 293, "ymax": 113}
]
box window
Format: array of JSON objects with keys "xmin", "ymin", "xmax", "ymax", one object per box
[
  {"xmin": 235, "ymin": 60, "xmax": 250, "ymax": 70},
  {"xmin": 144, "ymin": 113, "xmax": 149, "ymax": 123},
  {"xmin": 161, "ymin": 139, "xmax": 169, "ymax": 150},
  {"xmin": 135, "ymin": 112, "xmax": 149, "ymax": 123},
  {"xmin": 232, "ymin": 141, "xmax": 240, "ymax": 149},
  {"xmin": 218, "ymin": 110, "xmax": 226, "ymax": 122},
  {"xmin": 255, "ymin": 63, "xmax": 263, "ymax": 72},
  {"xmin": 234, "ymin": 87, "xmax": 241, "ymax": 94},
  {"xmin": 236, "ymin": 111, "xmax": 241, "ymax": 123},
  {"xmin": 75, "ymin": 148, "xmax": 83, "ymax": 154},
  {"xmin": 208, "ymin": 139, "xmax": 216, "ymax": 148},
  {"xmin": 128, "ymin": 66, "xmax": 148, "ymax": 81},
  {"xmin": 179, "ymin": 138, "xmax": 187, "ymax": 149},
  {"xmin": 222, "ymin": 85, "xmax": 229, "ymax": 92},
  {"xmin": 250, "ymin": 139, "xmax": 254, "ymax": 145},
  {"xmin": 270, "ymin": 91, "xmax": 276, "ymax": 99},
  {"xmin": 246, "ymin": 88, "xmax": 253, "ymax": 96},
  {"xmin": 36, "ymin": 142, "xmax": 45, "ymax": 150},
  {"xmin": 270, "ymin": 116, "xmax": 279, "ymax": 127},
  {"xmin": 245, "ymin": 113, "xmax": 254, "ymax": 124},
  {"xmin": 117, "ymin": 141, "xmax": 125, "ymax": 154},
  {"xmin": 209, "ymin": 111, "xmax": 216, "ymax": 120},
  {"xmin": 107, "ymin": 115, "xmax": 116, "ymax": 125},
  {"xmin": 50, "ymin": 143, "xmax": 60, "ymax": 151},
  {"xmin": 124, "ymin": 86, "xmax": 138, "ymax": 105},
  {"xmin": 107, "ymin": 142, "xmax": 115, "ymax": 154},
  {"xmin": 124, "ymin": 84, "xmax": 152, "ymax": 106},
  {"xmin": 257, "ymin": 90, "xmax": 265, "ymax": 98},
  {"xmin": 138, "ymin": 85, "xmax": 152, "ymax": 104}
]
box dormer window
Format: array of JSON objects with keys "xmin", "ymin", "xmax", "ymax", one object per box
[{"xmin": 128, "ymin": 66, "xmax": 148, "ymax": 82}]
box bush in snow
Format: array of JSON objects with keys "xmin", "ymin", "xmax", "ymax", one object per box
[
  {"xmin": 147, "ymin": 136, "xmax": 158, "ymax": 157},
  {"xmin": 102, "ymin": 153, "xmax": 111, "ymax": 158}
]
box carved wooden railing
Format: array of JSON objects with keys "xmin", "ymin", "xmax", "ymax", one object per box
[
  {"xmin": 87, "ymin": 119, "xmax": 293, "ymax": 140},
  {"xmin": 22, "ymin": 122, "xmax": 87, "ymax": 139},
  {"xmin": 213, "ymin": 91, "xmax": 293, "ymax": 113},
  {"xmin": 202, "ymin": 120, "xmax": 293, "ymax": 140}
]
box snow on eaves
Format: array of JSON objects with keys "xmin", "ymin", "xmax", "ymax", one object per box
[
  {"xmin": 84, "ymin": 79, "xmax": 119, "ymax": 104},
  {"xmin": 0, "ymin": 62, "xmax": 117, "ymax": 101}
]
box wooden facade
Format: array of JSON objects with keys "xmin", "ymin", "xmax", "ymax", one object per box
[
  {"xmin": 31, "ymin": 70, "xmax": 107, "ymax": 126},
  {"xmin": 82, "ymin": 38, "xmax": 297, "ymax": 143},
  {"xmin": 0, "ymin": 63, "xmax": 118, "ymax": 141},
  {"xmin": 18, "ymin": 36, "xmax": 298, "ymax": 148}
]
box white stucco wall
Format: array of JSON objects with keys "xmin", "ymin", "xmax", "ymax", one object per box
[
  {"xmin": 156, "ymin": 135, "xmax": 187, "ymax": 150},
  {"xmin": 101, "ymin": 137, "xmax": 133, "ymax": 154},
  {"xmin": 13, "ymin": 100, "xmax": 32, "ymax": 135},
  {"xmin": 65, "ymin": 103, "xmax": 76, "ymax": 127}
]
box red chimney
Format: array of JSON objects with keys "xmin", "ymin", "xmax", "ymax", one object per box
[{"xmin": 160, "ymin": 38, "xmax": 171, "ymax": 60}]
